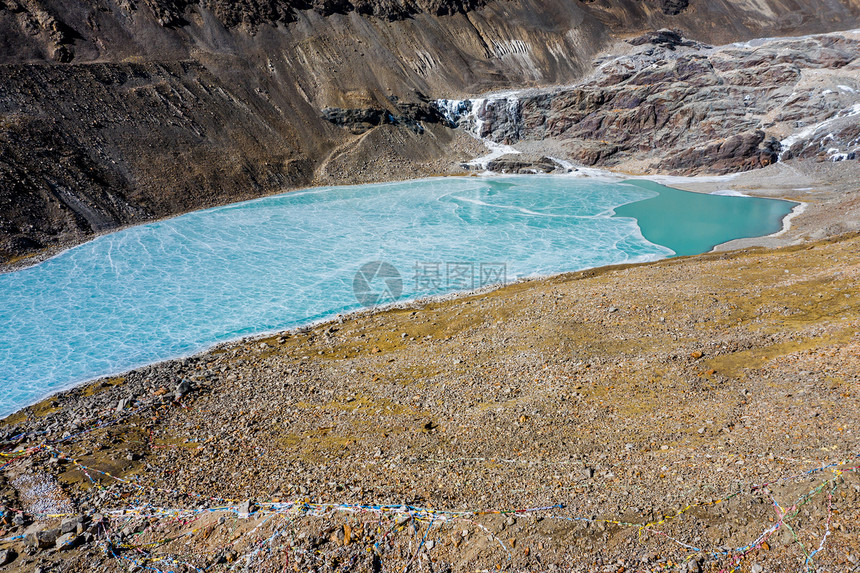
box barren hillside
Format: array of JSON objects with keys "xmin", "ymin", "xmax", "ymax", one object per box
[{"xmin": 2, "ymin": 0, "xmax": 860, "ymax": 261}]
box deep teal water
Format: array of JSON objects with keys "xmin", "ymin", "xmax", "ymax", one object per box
[
  {"xmin": 616, "ymin": 181, "xmax": 795, "ymax": 256},
  {"xmin": 0, "ymin": 176, "xmax": 795, "ymax": 416}
]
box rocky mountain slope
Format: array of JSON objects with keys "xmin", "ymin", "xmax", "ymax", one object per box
[
  {"xmin": 448, "ymin": 28, "xmax": 860, "ymax": 175},
  {"xmin": 2, "ymin": 0, "xmax": 860, "ymax": 262}
]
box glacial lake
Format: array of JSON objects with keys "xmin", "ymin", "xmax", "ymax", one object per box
[{"xmin": 0, "ymin": 176, "xmax": 795, "ymax": 416}]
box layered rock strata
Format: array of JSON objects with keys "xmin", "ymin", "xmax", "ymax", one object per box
[{"xmin": 439, "ymin": 29, "xmax": 860, "ymax": 175}]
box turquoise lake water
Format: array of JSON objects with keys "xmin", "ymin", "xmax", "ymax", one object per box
[{"xmin": 0, "ymin": 176, "xmax": 795, "ymax": 416}]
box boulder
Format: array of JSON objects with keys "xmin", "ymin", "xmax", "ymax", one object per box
[{"xmin": 25, "ymin": 528, "xmax": 59, "ymax": 549}]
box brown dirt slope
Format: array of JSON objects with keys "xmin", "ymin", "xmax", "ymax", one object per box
[{"xmin": 1, "ymin": 232, "xmax": 858, "ymax": 572}]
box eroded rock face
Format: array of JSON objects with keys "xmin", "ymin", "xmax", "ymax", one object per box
[
  {"xmin": 1, "ymin": 0, "xmax": 860, "ymax": 260},
  {"xmin": 0, "ymin": 62, "xmax": 315, "ymax": 261},
  {"xmin": 659, "ymin": 130, "xmax": 781, "ymax": 173},
  {"xmin": 139, "ymin": 0, "xmax": 488, "ymax": 29},
  {"xmin": 450, "ymin": 30, "xmax": 860, "ymax": 175},
  {"xmin": 0, "ymin": 0, "xmax": 610, "ymax": 261}
]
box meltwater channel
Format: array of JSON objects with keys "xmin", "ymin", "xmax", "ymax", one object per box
[{"xmin": 0, "ymin": 176, "xmax": 795, "ymax": 416}]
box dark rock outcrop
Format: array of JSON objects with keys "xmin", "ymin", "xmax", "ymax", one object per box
[
  {"xmin": 486, "ymin": 154, "xmax": 565, "ymax": 174},
  {"xmin": 628, "ymin": 28, "xmax": 702, "ymax": 49},
  {"xmin": 322, "ymin": 98, "xmax": 453, "ymax": 134},
  {"xmin": 656, "ymin": 0, "xmax": 689, "ymax": 16}
]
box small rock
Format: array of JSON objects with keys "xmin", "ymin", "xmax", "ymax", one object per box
[
  {"xmin": 0, "ymin": 549, "xmax": 16, "ymax": 566},
  {"xmin": 237, "ymin": 500, "xmax": 255, "ymax": 517},
  {"xmin": 174, "ymin": 379, "xmax": 192, "ymax": 399},
  {"xmin": 60, "ymin": 516, "xmax": 84, "ymax": 535},
  {"xmin": 56, "ymin": 532, "xmax": 79, "ymax": 550},
  {"xmin": 329, "ymin": 528, "xmax": 345, "ymax": 545},
  {"xmin": 608, "ymin": 307, "xmax": 619, "ymax": 313}
]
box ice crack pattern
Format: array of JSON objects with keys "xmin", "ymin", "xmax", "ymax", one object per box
[{"xmin": 0, "ymin": 176, "xmax": 793, "ymax": 416}]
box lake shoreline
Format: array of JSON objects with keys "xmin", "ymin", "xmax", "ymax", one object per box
[
  {"xmin": 2, "ymin": 18, "xmax": 860, "ymax": 573},
  {"xmin": 1, "ymin": 150, "xmax": 859, "ymax": 573},
  {"xmin": 0, "ymin": 174, "xmax": 800, "ymax": 417},
  {"xmin": 0, "ymin": 160, "xmax": 856, "ymax": 416}
]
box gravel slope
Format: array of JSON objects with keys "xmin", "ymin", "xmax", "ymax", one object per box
[{"xmin": 0, "ymin": 228, "xmax": 858, "ymax": 572}]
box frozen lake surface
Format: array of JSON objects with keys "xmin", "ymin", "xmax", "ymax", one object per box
[{"xmin": 0, "ymin": 176, "xmax": 795, "ymax": 416}]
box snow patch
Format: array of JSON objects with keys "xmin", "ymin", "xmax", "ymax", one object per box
[
  {"xmin": 710, "ymin": 189, "xmax": 750, "ymax": 197},
  {"xmin": 466, "ymin": 141, "xmax": 521, "ymax": 170},
  {"xmin": 779, "ymin": 103, "xmax": 860, "ymax": 160}
]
